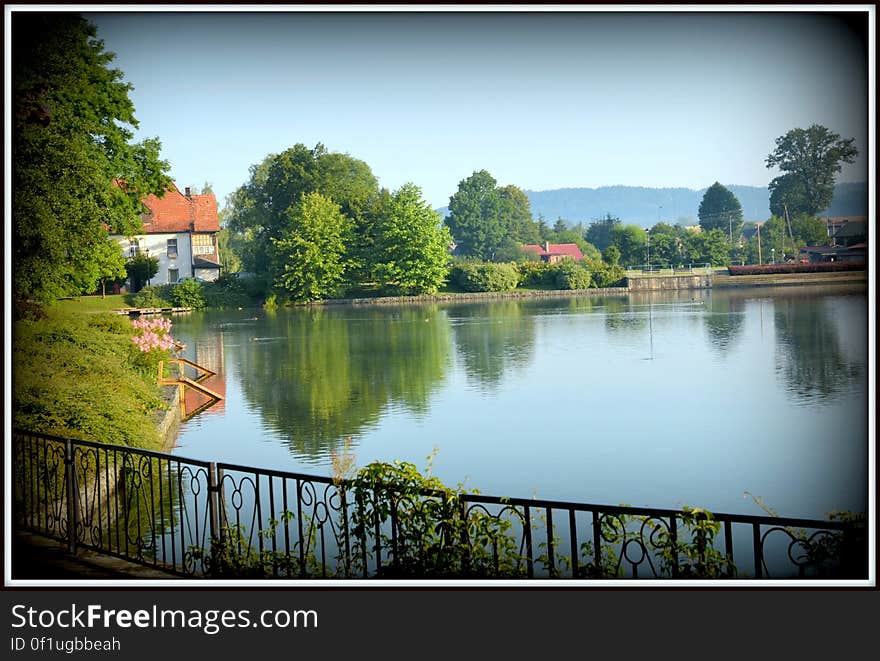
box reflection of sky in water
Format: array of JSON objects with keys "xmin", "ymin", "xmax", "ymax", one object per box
[{"xmin": 171, "ymin": 289, "xmax": 868, "ymax": 521}]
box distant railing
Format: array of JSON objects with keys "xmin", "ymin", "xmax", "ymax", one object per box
[{"xmin": 11, "ymin": 429, "xmax": 867, "ymax": 580}]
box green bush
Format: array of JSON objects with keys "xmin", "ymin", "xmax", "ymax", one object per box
[
  {"xmin": 171, "ymin": 278, "xmax": 206, "ymax": 309},
  {"xmin": 517, "ymin": 261, "xmax": 557, "ymax": 288},
  {"xmin": 12, "ymin": 309, "xmax": 166, "ymax": 449},
  {"xmin": 202, "ymin": 274, "xmax": 258, "ymax": 309},
  {"xmin": 555, "ymin": 260, "xmax": 592, "ymax": 289},
  {"xmin": 450, "ymin": 262, "xmax": 520, "ymax": 292},
  {"xmin": 127, "ymin": 285, "xmax": 172, "ymax": 308},
  {"xmin": 586, "ymin": 260, "xmax": 627, "ymax": 288}
]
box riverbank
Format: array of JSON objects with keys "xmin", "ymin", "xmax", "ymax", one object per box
[{"xmin": 302, "ymin": 268, "xmax": 866, "ymax": 307}]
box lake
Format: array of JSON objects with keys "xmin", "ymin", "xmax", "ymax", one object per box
[{"xmin": 169, "ymin": 285, "xmax": 868, "ymax": 522}]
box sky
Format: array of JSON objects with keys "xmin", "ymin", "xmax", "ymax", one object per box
[{"xmin": 62, "ymin": 7, "xmax": 874, "ymax": 210}]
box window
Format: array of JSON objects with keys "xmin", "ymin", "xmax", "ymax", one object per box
[
  {"xmin": 168, "ymin": 267, "xmax": 179, "ymax": 284},
  {"xmin": 167, "ymin": 238, "xmax": 178, "ymax": 258},
  {"xmin": 129, "ymin": 239, "xmax": 140, "ymax": 257},
  {"xmin": 192, "ymin": 233, "xmax": 214, "ymax": 255}
]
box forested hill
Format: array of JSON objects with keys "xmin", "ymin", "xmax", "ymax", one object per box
[{"xmin": 437, "ymin": 182, "xmax": 867, "ymax": 227}]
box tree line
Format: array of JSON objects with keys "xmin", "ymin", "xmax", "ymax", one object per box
[{"xmin": 12, "ymin": 13, "xmax": 860, "ymax": 308}]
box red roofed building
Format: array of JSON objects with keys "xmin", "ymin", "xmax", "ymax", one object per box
[
  {"xmin": 521, "ymin": 241, "xmax": 584, "ymax": 264},
  {"xmin": 112, "ymin": 184, "xmax": 222, "ymax": 286}
]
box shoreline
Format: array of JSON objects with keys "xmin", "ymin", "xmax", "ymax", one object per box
[{"xmin": 297, "ymin": 269, "xmax": 867, "ymax": 308}]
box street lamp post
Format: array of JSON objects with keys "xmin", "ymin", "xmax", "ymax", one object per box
[{"xmin": 771, "ymin": 248, "xmax": 775, "ymax": 265}]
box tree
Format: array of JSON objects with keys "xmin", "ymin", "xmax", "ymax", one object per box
[
  {"xmin": 90, "ymin": 238, "xmax": 128, "ymax": 298},
  {"xmin": 609, "ymin": 224, "xmax": 647, "ymax": 267},
  {"xmin": 602, "ymin": 245, "xmax": 621, "ymax": 266},
  {"xmin": 585, "ymin": 214, "xmax": 621, "ymax": 252},
  {"xmin": 445, "ymin": 170, "xmax": 506, "ymax": 260},
  {"xmin": 498, "ymin": 185, "xmax": 540, "ymax": 244},
  {"xmin": 225, "ymin": 144, "xmax": 379, "ymax": 281},
  {"xmin": 698, "ymin": 182, "xmax": 743, "ymax": 242},
  {"xmin": 372, "ymin": 184, "xmax": 452, "ymax": 295},
  {"xmin": 13, "ymin": 14, "xmax": 171, "ymax": 303},
  {"xmin": 768, "ymin": 173, "xmax": 808, "ymax": 218},
  {"xmin": 125, "ymin": 253, "xmax": 159, "ymax": 293},
  {"xmin": 765, "ymin": 124, "xmax": 858, "ymax": 216},
  {"xmin": 688, "ymin": 228, "xmax": 730, "ymax": 266},
  {"xmin": 270, "ymin": 192, "xmax": 350, "ymax": 302}
]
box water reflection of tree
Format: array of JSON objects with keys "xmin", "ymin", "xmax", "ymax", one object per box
[
  {"xmin": 447, "ymin": 301, "xmax": 537, "ymax": 389},
  {"xmin": 603, "ymin": 297, "xmax": 647, "ymax": 334},
  {"xmin": 774, "ymin": 296, "xmax": 862, "ymax": 404},
  {"xmin": 231, "ymin": 306, "xmax": 452, "ymax": 457},
  {"xmin": 702, "ymin": 292, "xmax": 746, "ymax": 354}
]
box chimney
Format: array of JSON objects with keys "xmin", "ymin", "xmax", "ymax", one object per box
[{"xmin": 185, "ymin": 187, "xmax": 192, "ymax": 198}]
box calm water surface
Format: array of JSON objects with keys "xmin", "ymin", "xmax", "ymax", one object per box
[{"xmin": 170, "ymin": 286, "xmax": 868, "ymax": 521}]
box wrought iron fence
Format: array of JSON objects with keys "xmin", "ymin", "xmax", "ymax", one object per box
[{"xmin": 12, "ymin": 429, "xmax": 867, "ymax": 580}]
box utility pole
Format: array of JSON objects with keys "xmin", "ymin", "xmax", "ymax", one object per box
[{"xmin": 757, "ymin": 223, "xmax": 762, "ymax": 264}]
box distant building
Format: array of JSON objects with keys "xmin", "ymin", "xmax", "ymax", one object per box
[
  {"xmin": 822, "ymin": 216, "xmax": 866, "ymax": 245},
  {"xmin": 112, "ymin": 184, "xmax": 221, "ymax": 286},
  {"xmin": 830, "ymin": 219, "xmax": 867, "ymax": 248},
  {"xmin": 798, "ymin": 243, "xmax": 866, "ymax": 264},
  {"xmin": 521, "ymin": 242, "xmax": 584, "ymax": 263}
]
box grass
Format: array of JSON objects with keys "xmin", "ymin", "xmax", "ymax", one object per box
[
  {"xmin": 51, "ymin": 294, "xmax": 131, "ymax": 314},
  {"xmin": 12, "ymin": 305, "xmax": 167, "ymax": 449}
]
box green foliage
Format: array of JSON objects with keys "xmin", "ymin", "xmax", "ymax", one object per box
[
  {"xmin": 445, "ymin": 170, "xmax": 507, "ymax": 260},
  {"xmin": 371, "ymin": 183, "xmax": 452, "ymax": 295},
  {"xmin": 698, "ymin": 182, "xmax": 744, "ymax": 241},
  {"xmin": 516, "ymin": 261, "xmax": 557, "ymax": 288},
  {"xmin": 585, "ymin": 214, "xmax": 621, "ymax": 252},
  {"xmin": 171, "ymin": 278, "xmax": 206, "ymax": 309},
  {"xmin": 766, "ymin": 124, "xmax": 859, "ymax": 216},
  {"xmin": 12, "ymin": 14, "xmax": 171, "ymax": 303},
  {"xmin": 609, "ymin": 223, "xmax": 648, "ymax": 266},
  {"xmin": 498, "ymin": 184, "xmax": 540, "ymax": 244},
  {"xmin": 12, "ymin": 308, "xmax": 165, "ymax": 448},
  {"xmin": 554, "ymin": 260, "xmax": 591, "ymax": 290},
  {"xmin": 347, "ymin": 457, "xmax": 524, "ymax": 578},
  {"xmin": 127, "ymin": 285, "xmax": 172, "ymax": 308},
  {"xmin": 602, "ymin": 245, "xmax": 621, "ymax": 266},
  {"xmin": 586, "ymin": 260, "xmax": 626, "ymax": 288},
  {"xmin": 450, "ymin": 262, "xmax": 520, "ymax": 292},
  {"xmin": 270, "ymin": 192, "xmax": 351, "ymax": 302},
  {"xmin": 202, "ymin": 273, "xmax": 260, "ymax": 309},
  {"xmin": 689, "ymin": 228, "xmax": 731, "ymax": 266},
  {"xmin": 125, "ymin": 253, "xmax": 160, "ymax": 293},
  {"xmin": 225, "ymin": 143, "xmax": 378, "ymax": 281}
]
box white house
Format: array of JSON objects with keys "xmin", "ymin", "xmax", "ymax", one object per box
[{"xmin": 113, "ymin": 184, "xmax": 222, "ymax": 286}]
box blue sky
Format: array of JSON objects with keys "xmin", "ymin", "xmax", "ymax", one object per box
[{"xmin": 80, "ymin": 8, "xmax": 870, "ymax": 210}]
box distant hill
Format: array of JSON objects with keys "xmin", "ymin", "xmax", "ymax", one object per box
[{"xmin": 436, "ymin": 182, "xmax": 867, "ymax": 228}]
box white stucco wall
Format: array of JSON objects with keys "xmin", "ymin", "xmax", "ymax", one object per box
[{"xmin": 113, "ymin": 233, "xmax": 194, "ymax": 285}]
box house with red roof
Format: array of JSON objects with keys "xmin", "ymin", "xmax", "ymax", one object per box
[
  {"xmin": 521, "ymin": 241, "xmax": 584, "ymax": 264},
  {"xmin": 112, "ymin": 184, "xmax": 222, "ymax": 286}
]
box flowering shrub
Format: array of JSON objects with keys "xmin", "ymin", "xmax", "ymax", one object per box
[{"xmin": 131, "ymin": 317, "xmax": 177, "ymax": 353}]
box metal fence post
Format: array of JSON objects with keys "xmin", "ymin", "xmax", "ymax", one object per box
[
  {"xmin": 207, "ymin": 462, "xmax": 220, "ymax": 575},
  {"xmin": 64, "ymin": 439, "xmax": 78, "ymax": 554}
]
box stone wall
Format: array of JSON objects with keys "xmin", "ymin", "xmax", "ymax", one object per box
[{"xmin": 625, "ymin": 274, "xmax": 713, "ymax": 291}]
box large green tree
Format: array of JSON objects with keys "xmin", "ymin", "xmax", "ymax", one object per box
[
  {"xmin": 698, "ymin": 182, "xmax": 743, "ymax": 242},
  {"xmin": 225, "ymin": 144, "xmax": 378, "ymax": 280},
  {"xmin": 372, "ymin": 184, "xmax": 452, "ymax": 295},
  {"xmin": 498, "ymin": 184, "xmax": 540, "ymax": 244},
  {"xmin": 13, "ymin": 13, "xmax": 171, "ymax": 302},
  {"xmin": 445, "ymin": 170, "xmax": 506, "ymax": 260},
  {"xmin": 765, "ymin": 124, "xmax": 858, "ymax": 216},
  {"xmin": 609, "ymin": 223, "xmax": 647, "ymax": 267},
  {"xmin": 270, "ymin": 192, "xmax": 351, "ymax": 302},
  {"xmin": 585, "ymin": 214, "xmax": 621, "ymax": 252}
]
